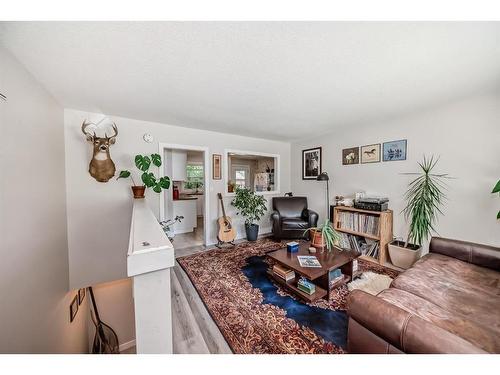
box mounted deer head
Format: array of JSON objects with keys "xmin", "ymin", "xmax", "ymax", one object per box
[{"xmin": 82, "ymin": 120, "xmax": 118, "ymax": 182}]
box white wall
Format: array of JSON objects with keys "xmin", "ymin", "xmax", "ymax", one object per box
[
  {"xmin": 64, "ymin": 109, "xmax": 291, "ymax": 289},
  {"xmin": 0, "ymin": 47, "xmax": 88, "ymax": 353},
  {"xmin": 292, "ymin": 93, "xmax": 500, "ymax": 249}
]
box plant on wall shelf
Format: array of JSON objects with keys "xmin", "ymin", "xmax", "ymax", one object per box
[
  {"xmin": 231, "ymin": 186, "xmax": 267, "ymax": 241},
  {"xmin": 388, "ymin": 156, "xmax": 450, "ymax": 269},
  {"xmin": 493, "ymin": 179, "xmax": 500, "ymax": 219},
  {"xmin": 117, "ymin": 153, "xmax": 171, "ymax": 198}
]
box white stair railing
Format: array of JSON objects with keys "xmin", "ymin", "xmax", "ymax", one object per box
[{"xmin": 127, "ymin": 199, "xmax": 174, "ymax": 354}]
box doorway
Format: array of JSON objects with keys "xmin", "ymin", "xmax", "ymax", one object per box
[{"xmin": 158, "ymin": 143, "xmax": 210, "ymax": 249}]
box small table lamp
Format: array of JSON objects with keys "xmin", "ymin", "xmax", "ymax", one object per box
[{"xmin": 316, "ymin": 172, "xmax": 330, "ymax": 221}]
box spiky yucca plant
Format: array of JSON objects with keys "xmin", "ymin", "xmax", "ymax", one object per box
[{"xmin": 402, "ymin": 156, "xmax": 449, "ymax": 248}]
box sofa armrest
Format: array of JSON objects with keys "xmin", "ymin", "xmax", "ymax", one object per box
[
  {"xmin": 430, "ymin": 237, "xmax": 500, "ymax": 271},
  {"xmin": 270, "ymin": 210, "xmax": 281, "ymax": 235},
  {"xmin": 347, "ymin": 290, "xmax": 486, "ymax": 354}
]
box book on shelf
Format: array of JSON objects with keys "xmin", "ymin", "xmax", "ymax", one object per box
[
  {"xmin": 338, "ymin": 211, "xmax": 380, "ymax": 236},
  {"xmin": 272, "ymin": 264, "xmax": 295, "ymax": 281},
  {"xmin": 297, "ymin": 284, "xmax": 315, "ymax": 295},
  {"xmin": 329, "ymin": 268, "xmax": 344, "ymax": 286},
  {"xmin": 338, "ymin": 232, "xmax": 380, "ymax": 259},
  {"xmin": 297, "ymin": 278, "xmax": 316, "ymax": 295}
]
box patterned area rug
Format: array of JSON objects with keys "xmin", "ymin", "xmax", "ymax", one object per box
[{"xmin": 177, "ymin": 238, "xmax": 399, "ymax": 354}]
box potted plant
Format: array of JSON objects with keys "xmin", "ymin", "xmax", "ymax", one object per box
[
  {"xmin": 117, "ymin": 153, "xmax": 171, "ymax": 198},
  {"xmin": 231, "ymin": 186, "xmax": 267, "ymax": 241},
  {"xmin": 304, "ymin": 220, "xmax": 341, "ymax": 252},
  {"xmin": 228, "ymin": 181, "xmax": 236, "ymax": 193},
  {"xmin": 388, "ymin": 156, "xmax": 449, "ymax": 269},
  {"xmin": 492, "ymin": 179, "xmax": 500, "ymax": 220}
]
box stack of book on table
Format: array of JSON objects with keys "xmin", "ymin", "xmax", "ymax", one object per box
[
  {"xmin": 272, "ymin": 264, "xmax": 295, "ymax": 282},
  {"xmin": 297, "ymin": 278, "xmax": 316, "ymax": 295}
]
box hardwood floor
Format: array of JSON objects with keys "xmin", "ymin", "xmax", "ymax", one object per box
[
  {"xmin": 172, "ymin": 216, "xmax": 205, "ymax": 250},
  {"xmin": 122, "ymin": 244, "xmax": 231, "ymax": 354},
  {"xmin": 171, "ymin": 258, "xmax": 232, "ymax": 354},
  {"xmin": 123, "ymin": 236, "xmax": 271, "ymax": 354}
]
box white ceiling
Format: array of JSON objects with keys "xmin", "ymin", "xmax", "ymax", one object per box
[{"xmin": 1, "ymin": 22, "xmax": 500, "ymax": 141}]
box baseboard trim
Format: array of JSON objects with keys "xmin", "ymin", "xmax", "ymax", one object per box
[
  {"xmin": 206, "ymin": 230, "xmax": 273, "ymax": 247},
  {"xmin": 119, "ymin": 339, "xmax": 136, "ymax": 352}
]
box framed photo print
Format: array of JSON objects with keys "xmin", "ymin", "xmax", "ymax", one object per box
[
  {"xmin": 342, "ymin": 147, "xmax": 359, "ymax": 165},
  {"xmin": 302, "ymin": 147, "xmax": 322, "ymax": 180},
  {"xmin": 212, "ymin": 154, "xmax": 222, "ymax": 180},
  {"xmin": 78, "ymin": 288, "xmax": 86, "ymax": 305},
  {"xmin": 70, "ymin": 295, "xmax": 78, "ymax": 322},
  {"xmin": 383, "ymin": 140, "xmax": 407, "ymax": 161},
  {"xmin": 361, "ymin": 144, "xmax": 381, "ymax": 164}
]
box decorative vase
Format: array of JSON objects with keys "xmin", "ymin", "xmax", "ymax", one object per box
[
  {"xmin": 131, "ymin": 185, "xmax": 146, "ymax": 199},
  {"xmin": 387, "ymin": 240, "xmax": 422, "ymax": 269},
  {"xmin": 245, "ymin": 224, "xmax": 259, "ymax": 241}
]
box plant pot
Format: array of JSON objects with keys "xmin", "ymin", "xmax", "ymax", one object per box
[
  {"xmin": 245, "ymin": 224, "xmax": 259, "ymax": 241},
  {"xmin": 388, "ymin": 240, "xmax": 422, "ymax": 269},
  {"xmin": 310, "ymin": 229, "xmax": 326, "ymax": 249},
  {"xmin": 131, "ymin": 185, "xmax": 146, "ymax": 199}
]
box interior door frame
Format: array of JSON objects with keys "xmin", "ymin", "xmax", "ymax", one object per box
[{"xmin": 158, "ymin": 142, "xmax": 210, "ymax": 247}]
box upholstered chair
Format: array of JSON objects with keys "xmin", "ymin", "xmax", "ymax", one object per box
[{"xmin": 271, "ymin": 197, "xmax": 318, "ymax": 240}]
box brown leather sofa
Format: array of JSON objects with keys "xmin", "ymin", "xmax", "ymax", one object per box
[
  {"xmin": 271, "ymin": 197, "xmax": 318, "ymax": 240},
  {"xmin": 347, "ymin": 237, "xmax": 500, "ymax": 354}
]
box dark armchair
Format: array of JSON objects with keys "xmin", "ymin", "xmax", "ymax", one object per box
[{"xmin": 271, "ymin": 197, "xmax": 318, "ymax": 240}]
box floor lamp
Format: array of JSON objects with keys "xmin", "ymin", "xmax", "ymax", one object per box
[{"xmin": 316, "ymin": 172, "xmax": 330, "ymax": 221}]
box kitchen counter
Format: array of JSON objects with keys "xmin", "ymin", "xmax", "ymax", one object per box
[
  {"xmin": 174, "ymin": 196, "xmax": 198, "ymax": 201},
  {"xmin": 172, "ymin": 199, "xmax": 197, "ymax": 234}
]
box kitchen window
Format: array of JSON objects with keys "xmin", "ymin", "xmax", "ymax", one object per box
[{"xmin": 184, "ymin": 164, "xmax": 204, "ymax": 190}]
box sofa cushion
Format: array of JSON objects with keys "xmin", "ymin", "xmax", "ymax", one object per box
[
  {"xmin": 378, "ymin": 288, "xmax": 500, "ymax": 353},
  {"xmin": 384, "ymin": 253, "xmax": 500, "ymax": 352},
  {"xmin": 282, "ymin": 218, "xmax": 309, "ymax": 230}
]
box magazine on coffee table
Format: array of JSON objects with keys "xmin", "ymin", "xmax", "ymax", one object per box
[{"xmin": 297, "ymin": 255, "xmax": 322, "ymax": 268}]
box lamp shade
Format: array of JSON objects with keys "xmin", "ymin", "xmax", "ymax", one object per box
[{"xmin": 316, "ymin": 172, "xmax": 329, "ymax": 181}]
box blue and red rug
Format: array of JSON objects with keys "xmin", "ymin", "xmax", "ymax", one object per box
[{"xmin": 178, "ymin": 238, "xmax": 398, "ymax": 354}]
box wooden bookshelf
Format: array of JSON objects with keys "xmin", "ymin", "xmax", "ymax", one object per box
[{"xmin": 332, "ymin": 206, "xmax": 393, "ymax": 266}]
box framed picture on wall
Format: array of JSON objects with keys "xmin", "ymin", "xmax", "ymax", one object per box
[
  {"xmin": 212, "ymin": 154, "xmax": 222, "ymax": 180},
  {"xmin": 302, "ymin": 147, "xmax": 322, "ymax": 180},
  {"xmin": 70, "ymin": 295, "xmax": 78, "ymax": 322},
  {"xmin": 361, "ymin": 144, "xmax": 381, "ymax": 164},
  {"xmin": 383, "ymin": 140, "xmax": 407, "ymax": 161},
  {"xmin": 342, "ymin": 147, "xmax": 359, "ymax": 165},
  {"xmin": 78, "ymin": 288, "xmax": 86, "ymax": 305}
]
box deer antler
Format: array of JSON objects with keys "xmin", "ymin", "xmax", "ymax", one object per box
[
  {"xmin": 106, "ymin": 122, "xmax": 118, "ymax": 139},
  {"xmin": 81, "ymin": 120, "xmax": 95, "ymax": 141}
]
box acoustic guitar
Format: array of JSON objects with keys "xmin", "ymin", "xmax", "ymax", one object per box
[{"xmin": 217, "ymin": 193, "xmax": 236, "ymax": 246}]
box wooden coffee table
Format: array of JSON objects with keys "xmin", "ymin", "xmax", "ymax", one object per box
[{"xmin": 266, "ymin": 243, "xmax": 361, "ymax": 302}]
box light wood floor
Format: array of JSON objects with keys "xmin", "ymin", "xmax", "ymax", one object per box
[
  {"xmin": 122, "ymin": 244, "xmax": 232, "ymax": 354},
  {"xmin": 123, "ymin": 236, "xmax": 273, "ymax": 354}
]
